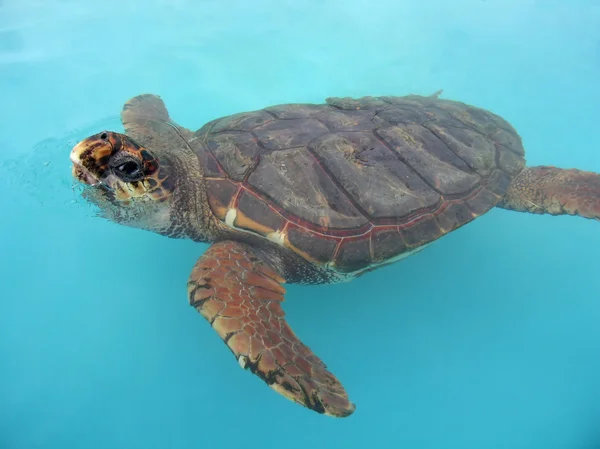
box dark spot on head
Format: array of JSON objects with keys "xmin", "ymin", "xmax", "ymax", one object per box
[
  {"xmin": 81, "ymin": 142, "xmax": 103, "ymax": 159},
  {"xmin": 153, "ymin": 188, "xmax": 168, "ymax": 201},
  {"xmin": 100, "ymin": 132, "xmax": 108, "ymax": 140},
  {"xmin": 140, "ymin": 150, "xmax": 153, "ymax": 160},
  {"xmin": 147, "ymin": 178, "xmax": 158, "ymax": 188},
  {"xmin": 145, "ymin": 160, "xmax": 159, "ymax": 175},
  {"xmin": 160, "ymin": 174, "xmax": 175, "ymax": 191},
  {"xmin": 98, "ymin": 155, "xmax": 110, "ymax": 167}
]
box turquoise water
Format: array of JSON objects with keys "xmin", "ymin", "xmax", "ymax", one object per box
[{"xmin": 2, "ymin": 0, "xmax": 600, "ymax": 447}]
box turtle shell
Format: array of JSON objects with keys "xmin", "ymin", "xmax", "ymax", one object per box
[{"xmin": 193, "ymin": 94, "xmax": 526, "ymax": 274}]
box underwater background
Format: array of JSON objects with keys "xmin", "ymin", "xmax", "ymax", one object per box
[{"xmin": 1, "ymin": 0, "xmax": 600, "ymax": 448}]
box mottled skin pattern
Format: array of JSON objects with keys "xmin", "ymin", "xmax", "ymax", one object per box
[{"xmin": 70, "ymin": 92, "xmax": 600, "ymax": 418}]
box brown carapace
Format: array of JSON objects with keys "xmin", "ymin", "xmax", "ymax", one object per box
[
  {"xmin": 70, "ymin": 91, "xmax": 600, "ymax": 418},
  {"xmin": 198, "ymin": 93, "xmax": 525, "ymax": 277}
]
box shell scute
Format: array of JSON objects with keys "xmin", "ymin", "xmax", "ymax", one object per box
[
  {"xmin": 370, "ymin": 228, "xmax": 407, "ymax": 264},
  {"xmin": 209, "ymin": 110, "xmax": 274, "ymax": 133},
  {"xmin": 236, "ymin": 190, "xmax": 286, "ymax": 235},
  {"xmin": 377, "ymin": 125, "xmax": 481, "ymax": 196},
  {"xmin": 253, "ymin": 118, "xmax": 329, "ymax": 151},
  {"xmin": 310, "ymin": 131, "xmax": 440, "ymax": 219},
  {"xmin": 333, "ymin": 237, "xmax": 372, "ymax": 273},
  {"xmin": 246, "ymin": 147, "xmax": 368, "ymax": 230},
  {"xmin": 286, "ymin": 225, "xmax": 338, "ymax": 264},
  {"xmin": 206, "ymin": 131, "xmax": 260, "ymax": 181},
  {"xmin": 435, "ymin": 201, "xmax": 475, "ymax": 233}
]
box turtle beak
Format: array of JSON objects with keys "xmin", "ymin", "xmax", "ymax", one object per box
[
  {"xmin": 70, "ymin": 143, "xmax": 101, "ymax": 186},
  {"xmin": 71, "ymin": 162, "xmax": 101, "ymax": 186},
  {"xmin": 69, "ymin": 135, "xmax": 114, "ymax": 187}
]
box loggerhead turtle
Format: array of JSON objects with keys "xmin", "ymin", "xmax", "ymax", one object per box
[{"xmin": 69, "ymin": 92, "xmax": 600, "ymax": 418}]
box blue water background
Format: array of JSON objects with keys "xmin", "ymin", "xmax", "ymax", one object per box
[{"xmin": 1, "ymin": 1, "xmax": 600, "ymax": 448}]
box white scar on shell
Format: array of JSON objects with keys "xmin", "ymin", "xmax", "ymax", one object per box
[
  {"xmin": 225, "ymin": 208, "xmax": 237, "ymax": 228},
  {"xmin": 267, "ymin": 230, "xmax": 286, "ymax": 246}
]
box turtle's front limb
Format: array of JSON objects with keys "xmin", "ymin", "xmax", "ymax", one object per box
[
  {"xmin": 497, "ymin": 166, "xmax": 600, "ymax": 220},
  {"xmin": 187, "ymin": 240, "xmax": 355, "ymax": 418}
]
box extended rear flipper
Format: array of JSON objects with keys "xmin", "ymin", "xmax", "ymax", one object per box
[{"xmin": 498, "ymin": 166, "xmax": 600, "ymax": 220}]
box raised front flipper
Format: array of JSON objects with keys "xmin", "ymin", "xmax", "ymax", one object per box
[
  {"xmin": 187, "ymin": 241, "xmax": 355, "ymax": 417},
  {"xmin": 120, "ymin": 93, "xmax": 193, "ymax": 148}
]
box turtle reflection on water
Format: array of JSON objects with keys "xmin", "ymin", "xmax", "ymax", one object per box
[{"xmin": 70, "ymin": 91, "xmax": 600, "ymax": 417}]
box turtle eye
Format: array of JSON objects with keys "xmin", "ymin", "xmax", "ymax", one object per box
[
  {"xmin": 110, "ymin": 156, "xmax": 144, "ymax": 182},
  {"xmin": 117, "ymin": 161, "xmax": 140, "ymax": 176}
]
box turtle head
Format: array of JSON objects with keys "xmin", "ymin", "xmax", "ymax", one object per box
[
  {"xmin": 70, "ymin": 94, "xmax": 213, "ymax": 241},
  {"xmin": 70, "ymin": 130, "xmax": 172, "ymax": 203},
  {"xmin": 69, "ymin": 129, "xmax": 181, "ymax": 236}
]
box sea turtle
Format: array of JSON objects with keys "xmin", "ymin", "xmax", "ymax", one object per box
[{"xmin": 69, "ymin": 92, "xmax": 600, "ymax": 418}]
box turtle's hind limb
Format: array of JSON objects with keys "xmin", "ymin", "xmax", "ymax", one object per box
[{"xmin": 497, "ymin": 166, "xmax": 600, "ymax": 220}]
